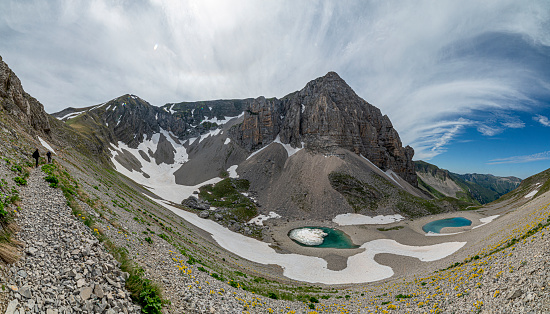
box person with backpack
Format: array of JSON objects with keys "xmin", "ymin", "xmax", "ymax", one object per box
[
  {"xmin": 32, "ymin": 149, "xmax": 40, "ymax": 168},
  {"xmin": 46, "ymin": 151, "xmax": 52, "ymax": 163}
]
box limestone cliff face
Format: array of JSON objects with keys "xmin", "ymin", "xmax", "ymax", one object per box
[
  {"xmin": 0, "ymin": 56, "xmax": 51, "ymax": 134},
  {"xmin": 230, "ymin": 72, "xmax": 417, "ymax": 186}
]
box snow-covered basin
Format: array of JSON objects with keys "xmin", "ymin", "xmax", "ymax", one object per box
[
  {"xmin": 151, "ymin": 198, "xmax": 466, "ymax": 284},
  {"xmin": 333, "ymin": 213, "xmax": 404, "ymax": 225}
]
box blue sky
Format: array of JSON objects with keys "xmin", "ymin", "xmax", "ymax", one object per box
[{"xmin": 1, "ymin": 0, "xmax": 549, "ymax": 179}]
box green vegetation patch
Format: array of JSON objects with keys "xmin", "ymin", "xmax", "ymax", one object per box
[
  {"xmin": 198, "ymin": 178, "xmax": 257, "ymax": 221},
  {"xmin": 377, "ymin": 226, "xmax": 404, "ymax": 231},
  {"xmin": 328, "ymin": 172, "xmax": 381, "ymax": 212}
]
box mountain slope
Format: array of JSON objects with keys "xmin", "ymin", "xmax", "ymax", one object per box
[
  {"xmin": 415, "ymin": 160, "xmax": 521, "ymax": 204},
  {"xmin": 59, "ymin": 72, "xmax": 479, "ymax": 223}
]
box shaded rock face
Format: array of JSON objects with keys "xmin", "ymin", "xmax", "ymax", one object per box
[
  {"xmin": 230, "ymin": 72, "xmax": 417, "ymax": 186},
  {"xmin": 103, "ymin": 95, "xmax": 189, "ymax": 148},
  {"xmin": 0, "ymin": 55, "xmax": 51, "ymax": 134}
]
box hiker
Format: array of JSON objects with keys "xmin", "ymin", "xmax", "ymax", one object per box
[
  {"xmin": 46, "ymin": 151, "xmax": 52, "ymax": 163},
  {"xmin": 32, "ymin": 149, "xmax": 40, "ymax": 168}
]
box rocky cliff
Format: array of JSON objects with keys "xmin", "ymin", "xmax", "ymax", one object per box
[
  {"xmin": 230, "ymin": 72, "xmax": 417, "ymax": 186},
  {"xmin": 0, "ymin": 56, "xmax": 51, "ymax": 134}
]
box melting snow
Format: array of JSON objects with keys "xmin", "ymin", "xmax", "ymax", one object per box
[
  {"xmin": 360, "ymin": 154, "xmax": 403, "ymax": 188},
  {"xmin": 273, "ymin": 135, "xmax": 304, "ymax": 157},
  {"xmin": 248, "ymin": 212, "xmax": 281, "ymax": 226},
  {"xmin": 202, "ymin": 112, "xmax": 244, "ymax": 125},
  {"xmin": 224, "ymin": 138, "xmax": 231, "ymax": 145},
  {"xmin": 289, "ymin": 228, "xmax": 327, "ymax": 246},
  {"xmin": 227, "ymin": 165, "xmax": 239, "ymax": 178},
  {"xmin": 525, "ymin": 190, "xmax": 539, "ymax": 198},
  {"xmin": 333, "ymin": 213, "xmax": 404, "ymax": 225},
  {"xmin": 38, "ymin": 137, "xmax": 56, "ymax": 154},
  {"xmin": 150, "ymin": 199, "xmax": 467, "ymax": 284},
  {"xmin": 109, "ymin": 128, "xmax": 206, "ymax": 203},
  {"xmin": 472, "ymin": 215, "xmax": 499, "ymax": 229},
  {"xmin": 246, "ymin": 144, "xmax": 271, "ymax": 160},
  {"xmin": 384, "ymin": 170, "xmax": 403, "ymax": 188},
  {"xmin": 198, "ymin": 128, "xmax": 222, "ymax": 143},
  {"xmin": 57, "ymin": 112, "xmax": 83, "ymax": 120}
]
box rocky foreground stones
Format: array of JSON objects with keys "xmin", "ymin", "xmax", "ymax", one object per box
[
  {"xmin": 182, "ymin": 195, "xmax": 210, "ymax": 210},
  {"xmin": 3, "ymin": 170, "xmax": 140, "ymax": 313}
]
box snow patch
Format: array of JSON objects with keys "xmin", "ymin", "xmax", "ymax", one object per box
[
  {"xmin": 38, "ymin": 137, "xmax": 56, "ymax": 154},
  {"xmin": 57, "ymin": 111, "xmax": 83, "ymax": 120},
  {"xmin": 202, "ymin": 112, "xmax": 244, "ymax": 126},
  {"xmin": 246, "ymin": 143, "xmax": 271, "ymax": 160},
  {"xmin": 198, "ymin": 128, "xmax": 222, "ymax": 143},
  {"xmin": 289, "ymin": 228, "xmax": 327, "ymax": 246},
  {"xmin": 109, "ymin": 128, "xmax": 208, "ymax": 203},
  {"xmin": 333, "ymin": 213, "xmax": 404, "ymax": 225},
  {"xmin": 301, "ymin": 104, "xmax": 305, "ymax": 113},
  {"xmin": 273, "ymin": 135, "xmax": 304, "ymax": 157},
  {"xmin": 360, "ymin": 154, "xmax": 403, "ymax": 188},
  {"xmin": 191, "ymin": 109, "xmax": 195, "ymax": 115},
  {"xmin": 525, "ymin": 190, "xmax": 538, "ymax": 198},
  {"xmin": 224, "ymin": 138, "xmax": 231, "ymax": 145},
  {"xmin": 248, "ymin": 212, "xmax": 281, "ymax": 226},
  {"xmin": 472, "ymin": 215, "xmax": 499, "ymax": 229},
  {"xmin": 385, "ymin": 170, "xmax": 403, "ymax": 188},
  {"xmin": 227, "ymin": 165, "xmax": 239, "ymax": 178},
  {"xmin": 150, "ymin": 199, "xmax": 467, "ymax": 284}
]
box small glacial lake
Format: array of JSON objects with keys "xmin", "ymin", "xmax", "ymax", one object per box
[
  {"xmin": 422, "ymin": 217, "xmax": 472, "ymax": 234},
  {"xmin": 288, "ymin": 227, "xmax": 360, "ymax": 249}
]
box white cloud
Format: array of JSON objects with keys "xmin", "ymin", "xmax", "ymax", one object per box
[
  {"xmin": 534, "ymin": 114, "xmax": 550, "ymax": 127},
  {"xmin": 501, "ymin": 121, "xmax": 525, "ymax": 129},
  {"xmin": 488, "ymin": 151, "xmax": 550, "ymax": 165},
  {"xmin": 477, "ymin": 124, "xmax": 503, "ymax": 136},
  {"xmin": 1, "ymin": 0, "xmax": 549, "ymax": 159}
]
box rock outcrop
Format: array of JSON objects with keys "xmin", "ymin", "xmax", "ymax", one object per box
[
  {"xmin": 0, "ymin": 55, "xmax": 51, "ymax": 134},
  {"xmin": 230, "ymin": 72, "xmax": 417, "ymax": 186}
]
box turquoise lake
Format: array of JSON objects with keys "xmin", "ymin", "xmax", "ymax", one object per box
[
  {"xmin": 422, "ymin": 217, "xmax": 472, "ymax": 234},
  {"xmin": 288, "ymin": 227, "xmax": 360, "ymax": 249}
]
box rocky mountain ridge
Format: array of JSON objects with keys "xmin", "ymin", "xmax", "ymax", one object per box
[
  {"xmin": 229, "ymin": 72, "xmax": 417, "ymax": 186},
  {"xmin": 0, "ymin": 56, "xmax": 51, "ymax": 135}
]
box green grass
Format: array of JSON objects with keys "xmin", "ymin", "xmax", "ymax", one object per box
[
  {"xmin": 13, "ymin": 177, "xmax": 27, "ymax": 186},
  {"xmin": 197, "ymin": 178, "xmax": 257, "ymax": 222},
  {"xmin": 377, "ymin": 226, "xmax": 404, "ymax": 231}
]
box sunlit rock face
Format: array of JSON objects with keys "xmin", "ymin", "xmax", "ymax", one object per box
[
  {"xmin": 229, "ymin": 72, "xmax": 417, "ymax": 186},
  {"xmin": 289, "ymin": 228, "xmax": 328, "ymax": 246}
]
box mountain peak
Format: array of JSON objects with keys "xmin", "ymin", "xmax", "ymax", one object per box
[{"xmin": 230, "ymin": 72, "xmax": 417, "ymax": 186}]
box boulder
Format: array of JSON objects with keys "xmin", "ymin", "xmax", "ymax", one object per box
[{"xmin": 182, "ymin": 196, "xmax": 210, "ymax": 210}]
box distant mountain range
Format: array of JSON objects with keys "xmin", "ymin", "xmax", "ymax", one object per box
[{"xmin": 415, "ymin": 160, "xmax": 521, "ymax": 204}]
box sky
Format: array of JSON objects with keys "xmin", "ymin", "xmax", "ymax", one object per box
[{"xmin": 1, "ymin": 0, "xmax": 549, "ymax": 179}]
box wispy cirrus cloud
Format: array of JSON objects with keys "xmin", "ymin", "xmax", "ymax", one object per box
[
  {"xmin": 488, "ymin": 151, "xmax": 550, "ymax": 165},
  {"xmin": 1, "ymin": 0, "xmax": 549, "ymax": 160},
  {"xmin": 534, "ymin": 114, "xmax": 550, "ymax": 126}
]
